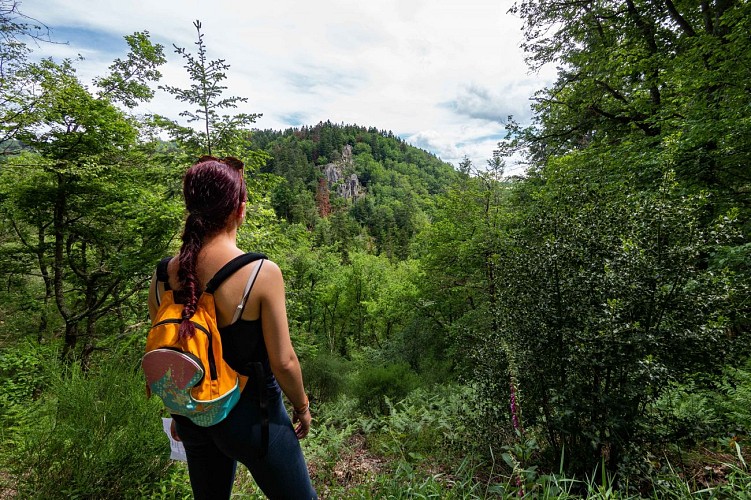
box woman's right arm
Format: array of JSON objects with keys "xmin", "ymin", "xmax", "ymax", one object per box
[{"xmin": 258, "ymin": 260, "xmax": 311, "ymax": 438}]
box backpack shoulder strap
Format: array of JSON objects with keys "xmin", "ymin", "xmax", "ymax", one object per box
[
  {"xmin": 156, "ymin": 257, "xmax": 172, "ymax": 288},
  {"xmin": 231, "ymin": 259, "xmax": 265, "ymax": 323},
  {"xmin": 154, "ymin": 257, "xmax": 173, "ymax": 306},
  {"xmin": 205, "ymin": 252, "xmax": 267, "ymax": 294}
]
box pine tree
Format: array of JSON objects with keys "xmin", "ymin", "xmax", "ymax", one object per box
[{"xmin": 156, "ymin": 20, "xmax": 260, "ymax": 156}]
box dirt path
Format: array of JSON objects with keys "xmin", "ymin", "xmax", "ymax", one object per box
[{"xmin": 311, "ymin": 433, "xmax": 387, "ymax": 497}]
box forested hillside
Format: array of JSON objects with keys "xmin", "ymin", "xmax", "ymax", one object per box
[
  {"xmin": 249, "ymin": 122, "xmax": 458, "ymax": 259},
  {"xmin": 1, "ymin": 0, "xmax": 750, "ymax": 497}
]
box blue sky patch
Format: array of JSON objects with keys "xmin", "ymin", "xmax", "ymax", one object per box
[
  {"xmin": 279, "ymin": 112, "xmax": 310, "ymax": 127},
  {"xmin": 48, "ymin": 25, "xmax": 124, "ymax": 56},
  {"xmin": 284, "ymin": 65, "xmax": 365, "ymax": 95}
]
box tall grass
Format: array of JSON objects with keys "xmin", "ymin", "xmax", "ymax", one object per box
[{"xmin": 1, "ymin": 345, "xmax": 188, "ymax": 499}]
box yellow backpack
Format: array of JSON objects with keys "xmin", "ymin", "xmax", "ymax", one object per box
[{"xmin": 142, "ymin": 253, "xmax": 266, "ymax": 427}]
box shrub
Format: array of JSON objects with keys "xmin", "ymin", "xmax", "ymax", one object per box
[
  {"xmin": 481, "ymin": 170, "xmax": 739, "ymax": 475},
  {"xmin": 716, "ymin": 358, "xmax": 751, "ymax": 433},
  {"xmin": 0, "ymin": 340, "xmax": 56, "ymax": 416},
  {"xmin": 302, "ymin": 353, "xmax": 351, "ymax": 402},
  {"xmin": 3, "ymin": 349, "xmax": 184, "ymax": 499},
  {"xmin": 359, "ymin": 385, "xmax": 472, "ymax": 460},
  {"xmin": 352, "ymin": 362, "xmax": 419, "ymax": 416}
]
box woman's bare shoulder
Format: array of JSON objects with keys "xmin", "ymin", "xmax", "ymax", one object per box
[
  {"xmin": 260, "ymin": 258, "xmax": 282, "ymax": 275},
  {"xmin": 256, "ymin": 258, "xmax": 284, "ymax": 289}
]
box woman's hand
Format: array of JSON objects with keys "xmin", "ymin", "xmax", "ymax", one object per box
[{"xmin": 292, "ymin": 407, "xmax": 311, "ymax": 439}]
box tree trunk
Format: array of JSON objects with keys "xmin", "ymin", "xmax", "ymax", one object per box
[
  {"xmin": 36, "ymin": 223, "xmax": 53, "ymax": 343},
  {"xmin": 53, "ymin": 171, "xmax": 75, "ymax": 360},
  {"xmin": 62, "ymin": 321, "xmax": 79, "ymax": 361}
]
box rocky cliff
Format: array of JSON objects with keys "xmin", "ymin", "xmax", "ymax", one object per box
[{"xmin": 322, "ymin": 144, "xmax": 362, "ymax": 200}]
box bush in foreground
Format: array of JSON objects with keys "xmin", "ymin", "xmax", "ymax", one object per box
[{"xmin": 2, "ymin": 348, "xmax": 187, "ymax": 499}]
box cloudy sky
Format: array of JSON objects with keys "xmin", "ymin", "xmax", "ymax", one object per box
[{"xmin": 21, "ymin": 0, "xmax": 554, "ymax": 174}]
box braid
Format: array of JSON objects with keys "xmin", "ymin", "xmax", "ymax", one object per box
[
  {"xmin": 177, "ymin": 214, "xmax": 205, "ymax": 340},
  {"xmin": 175, "ymin": 157, "xmax": 246, "ymax": 340}
]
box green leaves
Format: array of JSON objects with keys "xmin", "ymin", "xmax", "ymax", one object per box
[
  {"xmin": 94, "ymin": 31, "xmax": 166, "ymax": 108},
  {"xmin": 485, "ymin": 157, "xmax": 737, "ymax": 473},
  {"xmin": 0, "ymin": 27, "xmax": 177, "ymax": 359},
  {"xmin": 492, "ymin": 0, "xmax": 751, "ymax": 474}
]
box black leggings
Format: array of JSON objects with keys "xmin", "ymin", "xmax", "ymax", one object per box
[{"xmin": 174, "ymin": 393, "xmax": 317, "ymax": 499}]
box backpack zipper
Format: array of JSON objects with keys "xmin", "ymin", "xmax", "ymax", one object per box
[{"xmin": 151, "ymin": 318, "xmax": 218, "ymax": 380}]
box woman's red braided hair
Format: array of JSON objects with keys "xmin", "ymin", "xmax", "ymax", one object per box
[{"xmin": 177, "ymin": 157, "xmax": 247, "ymax": 339}]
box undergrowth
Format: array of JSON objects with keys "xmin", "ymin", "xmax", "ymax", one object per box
[
  {"xmin": 2, "ymin": 340, "xmax": 750, "ymax": 499},
  {"xmin": 0, "ymin": 342, "xmax": 189, "ymax": 499}
]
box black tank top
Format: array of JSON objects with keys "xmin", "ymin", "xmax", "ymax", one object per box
[{"xmin": 220, "ymin": 318, "xmax": 281, "ymax": 398}]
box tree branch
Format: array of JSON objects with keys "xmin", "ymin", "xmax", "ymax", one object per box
[{"xmin": 662, "ymin": 0, "xmax": 697, "ymax": 36}]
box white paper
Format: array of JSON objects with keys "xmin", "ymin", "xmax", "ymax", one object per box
[{"xmin": 161, "ymin": 417, "xmax": 188, "ymax": 462}]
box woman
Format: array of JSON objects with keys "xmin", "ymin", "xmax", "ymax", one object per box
[{"xmin": 148, "ymin": 156, "xmax": 317, "ymax": 499}]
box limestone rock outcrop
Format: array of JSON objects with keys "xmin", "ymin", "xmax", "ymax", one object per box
[{"xmin": 322, "ymin": 145, "xmax": 362, "ymax": 200}]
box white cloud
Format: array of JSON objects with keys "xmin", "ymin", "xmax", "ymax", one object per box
[
  {"xmin": 19, "ymin": 0, "xmax": 554, "ymax": 172},
  {"xmin": 406, "ymin": 130, "xmax": 462, "ymax": 160},
  {"xmin": 447, "ymin": 80, "xmax": 541, "ymax": 124}
]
